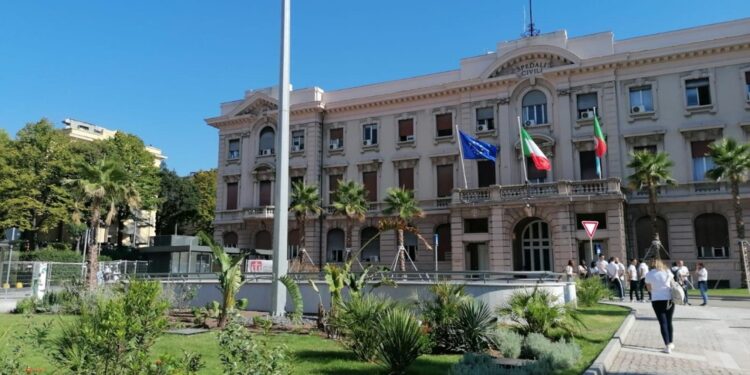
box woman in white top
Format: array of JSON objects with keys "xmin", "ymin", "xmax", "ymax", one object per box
[
  {"xmin": 696, "ymin": 262, "xmax": 708, "ymax": 306},
  {"xmin": 645, "ymin": 259, "xmax": 676, "ymax": 354},
  {"xmin": 564, "ymin": 260, "xmax": 575, "ymax": 282}
]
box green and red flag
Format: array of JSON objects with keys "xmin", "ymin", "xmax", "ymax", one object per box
[
  {"xmin": 593, "ymin": 114, "xmax": 607, "ymax": 157},
  {"xmin": 520, "ymin": 127, "xmax": 551, "ymax": 171}
]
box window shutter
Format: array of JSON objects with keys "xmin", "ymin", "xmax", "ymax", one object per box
[
  {"xmin": 398, "ymin": 119, "xmax": 414, "ymax": 137},
  {"xmin": 398, "ymin": 168, "xmax": 414, "ymax": 190},
  {"xmin": 328, "ymin": 174, "xmax": 341, "ymax": 203},
  {"xmin": 226, "ymin": 182, "xmax": 238, "ymax": 210},
  {"xmin": 691, "ymin": 140, "xmax": 713, "ymax": 158},
  {"xmin": 576, "ymin": 93, "xmax": 598, "ymax": 110},
  {"xmin": 436, "ymin": 114, "xmax": 452, "ymax": 132},
  {"xmin": 476, "ymin": 107, "xmax": 493, "ymax": 121},
  {"xmin": 437, "ymin": 165, "xmax": 454, "ymax": 197},
  {"xmin": 363, "ymin": 171, "xmax": 377, "ymax": 202},
  {"xmin": 330, "ymin": 128, "xmax": 343, "ymax": 140},
  {"xmin": 259, "ymin": 181, "xmax": 272, "ymax": 206}
]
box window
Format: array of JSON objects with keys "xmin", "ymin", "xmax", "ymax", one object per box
[
  {"xmin": 691, "ymin": 140, "xmax": 715, "ymax": 181},
  {"xmin": 745, "ymin": 71, "xmax": 750, "ymax": 101},
  {"xmin": 363, "ymin": 171, "xmax": 377, "ymax": 202},
  {"xmin": 259, "ymin": 180, "xmax": 272, "ymax": 206},
  {"xmin": 436, "ymin": 164, "xmax": 454, "ymax": 197},
  {"xmin": 526, "ymin": 158, "xmax": 547, "ymax": 183},
  {"xmin": 360, "ymin": 227, "xmax": 380, "ymax": 262},
  {"xmin": 258, "ymin": 127, "xmax": 275, "ymax": 155},
  {"xmin": 635, "ymin": 216, "xmax": 669, "ymax": 259},
  {"xmin": 522, "ymin": 90, "xmax": 547, "ymax": 126},
  {"xmin": 226, "ymin": 182, "xmax": 238, "ymax": 210},
  {"xmin": 476, "ymin": 107, "xmax": 494, "ymax": 131},
  {"xmin": 576, "ymin": 93, "xmax": 598, "ymax": 119},
  {"xmin": 290, "ymin": 175, "xmax": 303, "ymax": 188},
  {"xmin": 685, "ymin": 78, "xmax": 711, "ymax": 107},
  {"xmin": 435, "ymin": 224, "xmax": 451, "ymax": 261},
  {"xmin": 633, "ymin": 145, "xmax": 657, "ymax": 154},
  {"xmin": 695, "ymin": 213, "xmax": 729, "ymax": 258},
  {"xmin": 629, "ymin": 86, "xmax": 654, "ymax": 113},
  {"xmin": 398, "ymin": 167, "xmax": 414, "ymax": 190},
  {"xmin": 575, "ymin": 213, "xmax": 607, "ymax": 229},
  {"xmin": 228, "ymin": 139, "xmax": 240, "ymax": 160},
  {"xmin": 327, "ymin": 229, "xmax": 345, "ymax": 262},
  {"xmin": 363, "ymin": 123, "xmax": 378, "ymax": 146},
  {"xmin": 435, "ymin": 113, "xmax": 453, "ymax": 137},
  {"xmin": 328, "ymin": 174, "xmax": 342, "ymax": 204},
  {"xmin": 291, "ymin": 130, "xmax": 304, "ymax": 152},
  {"xmin": 398, "ymin": 119, "xmax": 414, "ymax": 142},
  {"xmin": 579, "ymin": 150, "xmax": 599, "ymax": 180},
  {"xmin": 464, "ymin": 218, "xmax": 489, "ymax": 233},
  {"xmin": 329, "ymin": 128, "xmax": 343, "ymax": 150},
  {"xmin": 222, "ymin": 232, "xmax": 238, "ymax": 248},
  {"xmin": 477, "ymin": 160, "xmax": 496, "ymax": 187},
  {"xmin": 405, "ymin": 232, "xmax": 418, "ymax": 261}
]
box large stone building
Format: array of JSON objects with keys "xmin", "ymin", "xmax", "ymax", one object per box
[{"xmin": 206, "ymin": 18, "xmax": 750, "ymax": 287}]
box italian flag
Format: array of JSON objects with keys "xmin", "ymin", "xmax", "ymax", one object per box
[
  {"xmin": 593, "ymin": 114, "xmax": 607, "ymax": 157},
  {"xmin": 520, "ymin": 127, "xmax": 551, "ymax": 171}
]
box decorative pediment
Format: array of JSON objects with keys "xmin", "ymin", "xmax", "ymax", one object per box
[
  {"xmin": 235, "ymin": 98, "xmax": 277, "ymax": 117},
  {"xmin": 484, "ymin": 47, "xmax": 580, "ymax": 80},
  {"xmin": 222, "ymin": 174, "xmax": 240, "ymax": 183},
  {"xmin": 252, "ymin": 165, "xmax": 275, "ymax": 181}
]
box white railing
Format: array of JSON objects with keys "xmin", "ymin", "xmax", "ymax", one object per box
[{"xmin": 454, "ymin": 179, "xmax": 622, "ymax": 204}]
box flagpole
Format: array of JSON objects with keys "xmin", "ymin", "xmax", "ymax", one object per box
[
  {"xmin": 593, "ymin": 106, "xmax": 603, "ymax": 180},
  {"xmin": 456, "ymin": 124, "xmax": 468, "ymax": 189},
  {"xmin": 517, "ymin": 116, "xmax": 529, "ymax": 184}
]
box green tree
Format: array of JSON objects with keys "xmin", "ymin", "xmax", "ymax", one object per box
[
  {"xmin": 0, "ymin": 129, "xmax": 21, "ymax": 231},
  {"xmin": 66, "ymin": 159, "xmax": 140, "ymax": 289},
  {"xmin": 197, "ymin": 232, "xmax": 250, "ymax": 328},
  {"xmin": 627, "ymin": 150, "xmax": 675, "ymax": 259},
  {"xmin": 289, "ymin": 181, "xmax": 322, "ymax": 266},
  {"xmin": 189, "ymin": 169, "xmax": 217, "ymax": 235},
  {"xmin": 156, "ymin": 167, "xmax": 199, "ymax": 235},
  {"xmin": 331, "ymin": 180, "xmax": 368, "ymax": 256},
  {"xmin": 383, "ymin": 187, "xmax": 425, "ymax": 272}
]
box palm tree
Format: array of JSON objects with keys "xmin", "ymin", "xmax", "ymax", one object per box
[
  {"xmin": 289, "ymin": 181, "xmax": 322, "ymax": 269},
  {"xmin": 707, "ymin": 138, "xmax": 750, "ymax": 285},
  {"xmin": 627, "ymin": 151, "xmax": 675, "ymax": 259},
  {"xmin": 331, "ymin": 180, "xmax": 368, "ymax": 259},
  {"xmin": 197, "ymin": 232, "xmax": 250, "ymax": 328},
  {"xmin": 66, "ymin": 159, "xmax": 140, "ymax": 289},
  {"xmin": 383, "ymin": 187, "xmax": 426, "ymax": 272}
]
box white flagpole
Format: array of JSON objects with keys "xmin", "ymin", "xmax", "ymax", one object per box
[
  {"xmin": 517, "ymin": 116, "xmax": 529, "ymax": 184},
  {"xmin": 456, "ymin": 124, "xmax": 468, "ymax": 189}
]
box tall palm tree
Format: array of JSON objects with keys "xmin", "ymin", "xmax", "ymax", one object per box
[
  {"xmin": 383, "ymin": 187, "xmax": 426, "ymax": 272},
  {"xmin": 289, "ymin": 181, "xmax": 322, "ymax": 268},
  {"xmin": 627, "ymin": 151, "xmax": 675, "ymax": 259},
  {"xmin": 331, "ymin": 180, "xmax": 368, "ymax": 259},
  {"xmin": 707, "ymin": 138, "xmax": 750, "ymax": 285},
  {"xmin": 67, "ymin": 159, "xmax": 140, "ymax": 289}
]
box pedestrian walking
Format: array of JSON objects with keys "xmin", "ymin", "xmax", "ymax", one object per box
[
  {"xmin": 696, "ymin": 262, "xmax": 708, "ymax": 306},
  {"xmin": 645, "ymin": 259, "xmax": 676, "ymax": 354},
  {"xmin": 597, "ymin": 255, "xmax": 609, "ymax": 287},
  {"xmin": 677, "ymin": 260, "xmax": 691, "ymax": 305},
  {"xmin": 578, "ymin": 260, "xmax": 588, "ymax": 278},
  {"xmin": 564, "ymin": 260, "xmax": 575, "ymax": 282},
  {"xmin": 627, "ymin": 258, "xmax": 641, "ymax": 302},
  {"xmin": 607, "ymin": 257, "xmax": 624, "ymax": 301},
  {"xmin": 638, "ymin": 259, "xmax": 650, "ymax": 302},
  {"xmin": 616, "ymin": 257, "xmax": 626, "ymax": 295}
]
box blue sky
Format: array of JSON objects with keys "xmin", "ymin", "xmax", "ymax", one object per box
[{"xmin": 1, "ymin": 1, "xmax": 748, "ymax": 176}]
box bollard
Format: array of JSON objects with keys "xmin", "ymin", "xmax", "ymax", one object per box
[
  {"xmin": 2, "ymin": 282, "xmax": 8, "ymax": 289},
  {"xmin": 16, "ymin": 282, "xmax": 23, "ymax": 289}
]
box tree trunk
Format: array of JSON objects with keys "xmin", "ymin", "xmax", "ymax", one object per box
[
  {"xmin": 346, "ymin": 222, "xmax": 353, "ymax": 262},
  {"xmin": 647, "ymin": 184, "xmax": 666, "ymax": 259},
  {"xmin": 398, "ymin": 228, "xmax": 406, "ymax": 272},
  {"xmin": 732, "ymin": 180, "xmax": 747, "ymax": 288},
  {"xmin": 87, "ymin": 205, "xmax": 101, "ymax": 290}
]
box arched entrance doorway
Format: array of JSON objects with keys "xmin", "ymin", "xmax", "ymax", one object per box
[{"xmin": 513, "ymin": 218, "xmax": 552, "ymax": 271}]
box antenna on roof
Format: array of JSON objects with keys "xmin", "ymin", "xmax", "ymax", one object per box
[{"xmin": 522, "ymin": 0, "xmax": 540, "ymax": 38}]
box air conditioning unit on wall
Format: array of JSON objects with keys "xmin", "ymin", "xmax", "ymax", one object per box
[
  {"xmin": 581, "ymin": 110, "xmax": 595, "ymax": 119},
  {"xmin": 477, "ymin": 124, "xmax": 487, "ymax": 132},
  {"xmin": 524, "ymin": 119, "xmax": 536, "ymax": 127},
  {"xmin": 631, "ymin": 105, "xmax": 646, "ymax": 113},
  {"xmin": 364, "ymin": 139, "xmax": 373, "ymax": 146},
  {"xmin": 260, "ymin": 149, "xmax": 272, "ymax": 156}
]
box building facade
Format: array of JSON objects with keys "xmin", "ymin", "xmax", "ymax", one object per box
[{"xmin": 207, "ymin": 18, "xmax": 750, "ymax": 286}]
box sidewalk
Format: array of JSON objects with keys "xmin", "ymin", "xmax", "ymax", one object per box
[{"xmin": 606, "ymin": 301, "xmax": 750, "ymax": 375}]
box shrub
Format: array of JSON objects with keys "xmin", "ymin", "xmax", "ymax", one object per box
[
  {"xmin": 331, "ymin": 295, "xmax": 399, "ymax": 362},
  {"xmin": 148, "ymin": 351, "xmax": 205, "ymax": 375},
  {"xmin": 455, "ymin": 299, "xmax": 498, "ymax": 353},
  {"xmin": 497, "ymin": 287, "xmax": 584, "ymax": 339},
  {"xmin": 576, "ymin": 277, "xmax": 611, "ymax": 306},
  {"xmin": 521, "ymin": 333, "xmax": 552, "ymax": 359},
  {"xmin": 280, "ymin": 275, "xmax": 303, "ymax": 324},
  {"xmin": 520, "ymin": 333, "xmax": 581, "ymax": 370},
  {"xmin": 450, "ymin": 352, "xmax": 499, "ymax": 375},
  {"xmin": 12, "ymin": 297, "xmax": 37, "ymax": 314},
  {"xmin": 376, "ymin": 308, "xmax": 431, "ymax": 375},
  {"xmin": 20, "ymin": 248, "xmax": 81, "ymax": 262},
  {"xmin": 218, "ymin": 318, "xmax": 292, "ymax": 375},
  {"xmin": 419, "ymin": 282, "xmax": 472, "ymax": 353},
  {"xmin": 494, "ymin": 328, "xmax": 523, "ymax": 359}
]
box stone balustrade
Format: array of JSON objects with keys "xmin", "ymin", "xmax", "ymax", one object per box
[{"xmin": 454, "ymin": 178, "xmax": 623, "ymax": 204}]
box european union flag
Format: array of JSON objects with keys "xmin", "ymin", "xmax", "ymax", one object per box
[{"xmin": 459, "ymin": 130, "xmax": 498, "ymax": 163}]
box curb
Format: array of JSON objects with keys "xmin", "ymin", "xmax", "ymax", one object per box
[{"xmin": 583, "ymin": 304, "xmax": 636, "ymax": 375}]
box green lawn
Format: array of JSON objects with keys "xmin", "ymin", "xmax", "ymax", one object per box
[
  {"xmin": 0, "ymin": 303, "xmax": 628, "ymax": 374},
  {"xmin": 687, "ymin": 287, "xmax": 749, "ymax": 297}
]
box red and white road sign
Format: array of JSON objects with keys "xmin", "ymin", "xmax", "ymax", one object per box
[{"xmin": 582, "ymin": 221, "xmax": 599, "ymax": 239}]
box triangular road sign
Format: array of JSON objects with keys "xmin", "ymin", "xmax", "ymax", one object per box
[{"xmin": 582, "ymin": 221, "xmax": 599, "ymax": 239}]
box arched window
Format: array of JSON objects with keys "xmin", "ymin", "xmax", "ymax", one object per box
[
  {"xmin": 360, "ymin": 227, "xmax": 380, "ymax": 262},
  {"xmin": 695, "ymin": 213, "xmax": 729, "ymax": 258},
  {"xmin": 519, "ymin": 219, "xmax": 551, "ymax": 271},
  {"xmin": 635, "ymin": 216, "xmax": 669, "ymax": 259},
  {"xmin": 258, "ymin": 127, "xmax": 275, "ymax": 155},
  {"xmin": 435, "ymin": 224, "xmax": 451, "ymax": 261},
  {"xmin": 327, "ymin": 228, "xmax": 345, "ymax": 262},
  {"xmin": 222, "ymin": 232, "xmax": 238, "ymax": 248},
  {"xmin": 254, "ymin": 230, "xmax": 272, "ymax": 250},
  {"xmin": 522, "ymin": 90, "xmax": 548, "ymax": 126}
]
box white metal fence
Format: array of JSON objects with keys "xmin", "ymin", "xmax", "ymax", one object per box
[{"xmin": 1, "ymin": 260, "xmax": 149, "ymax": 288}]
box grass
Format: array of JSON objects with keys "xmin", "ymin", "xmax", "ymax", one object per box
[
  {"xmin": 0, "ymin": 303, "xmax": 628, "ymax": 375},
  {"xmin": 686, "ymin": 287, "xmax": 748, "ymax": 297}
]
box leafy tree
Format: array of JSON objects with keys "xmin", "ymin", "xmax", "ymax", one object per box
[
  {"xmin": 383, "ymin": 187, "xmax": 426, "ymax": 272},
  {"xmin": 331, "ymin": 180, "xmax": 368, "ymax": 255},
  {"xmin": 189, "ymin": 169, "xmax": 217, "ymax": 235},
  {"xmin": 156, "ymin": 167, "xmax": 199, "ymax": 235},
  {"xmin": 66, "ymin": 159, "xmax": 140, "ymax": 289},
  {"xmin": 197, "ymin": 232, "xmax": 250, "ymax": 328},
  {"xmin": 627, "ymin": 151, "xmax": 675, "ymax": 259},
  {"xmin": 0, "ymin": 129, "xmax": 21, "ymax": 231},
  {"xmin": 289, "ymin": 181, "xmax": 322, "ymax": 268}
]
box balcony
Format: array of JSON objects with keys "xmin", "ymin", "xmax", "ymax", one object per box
[
  {"xmin": 244, "ymin": 206, "xmax": 275, "ymax": 219},
  {"xmin": 454, "ymin": 178, "xmax": 623, "ymax": 205},
  {"xmin": 627, "ymin": 181, "xmax": 745, "ymax": 203}
]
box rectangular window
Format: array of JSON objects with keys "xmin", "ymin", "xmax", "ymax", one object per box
[
  {"xmin": 363, "ymin": 171, "xmax": 377, "ymax": 202},
  {"xmin": 328, "ymin": 174, "xmax": 342, "ymax": 204},
  {"xmin": 629, "ymin": 86, "xmax": 654, "ymax": 113},
  {"xmin": 398, "ymin": 167, "xmax": 414, "ymax": 191},
  {"xmin": 291, "ymin": 130, "xmax": 304, "ymax": 152},
  {"xmin": 576, "ymin": 93, "xmax": 598, "ymax": 119},
  {"xmin": 685, "ymin": 78, "xmax": 711, "ymax": 107},
  {"xmin": 464, "ymin": 218, "xmax": 489, "ymax": 233},
  {"xmin": 436, "ymin": 164, "xmax": 454, "ymax": 197},
  {"xmin": 329, "ymin": 128, "xmax": 343, "ymax": 150},
  {"xmin": 526, "ymin": 158, "xmax": 547, "ymax": 183},
  {"xmin": 576, "ymin": 213, "xmax": 607, "ymax": 229},
  {"xmin": 228, "ymin": 139, "xmax": 240, "ymax": 160},
  {"xmin": 226, "ymin": 182, "xmax": 238, "ymax": 210},
  {"xmin": 290, "ymin": 176, "xmax": 303, "ymax": 188},
  {"xmin": 435, "ymin": 113, "xmax": 453, "ymax": 137},
  {"xmin": 398, "ymin": 119, "xmax": 414, "ymax": 142},
  {"xmin": 633, "ymin": 145, "xmax": 657, "ymax": 154},
  {"xmin": 476, "ymin": 107, "xmax": 494, "ymax": 131},
  {"xmin": 363, "ymin": 124, "xmax": 378, "ymax": 146},
  {"xmin": 579, "ymin": 150, "xmax": 599, "ymax": 180},
  {"xmin": 745, "ymin": 71, "xmax": 750, "ymax": 101},
  {"xmin": 477, "ymin": 160, "xmax": 496, "ymax": 187},
  {"xmin": 259, "ymin": 180, "xmax": 272, "ymax": 206},
  {"xmin": 692, "ymin": 140, "xmax": 715, "ymax": 181}
]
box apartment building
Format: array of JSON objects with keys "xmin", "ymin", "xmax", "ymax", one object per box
[{"xmin": 206, "ymin": 18, "xmax": 750, "ymax": 286}]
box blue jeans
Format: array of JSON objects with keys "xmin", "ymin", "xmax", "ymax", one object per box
[{"xmin": 698, "ymin": 280, "xmax": 708, "ymax": 304}]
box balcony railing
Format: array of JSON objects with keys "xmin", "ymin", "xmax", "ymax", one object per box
[
  {"xmin": 455, "ymin": 178, "xmax": 622, "ymax": 204},
  {"xmin": 628, "ymin": 181, "xmax": 735, "ymax": 200},
  {"xmin": 244, "ymin": 206, "xmax": 275, "ymax": 219}
]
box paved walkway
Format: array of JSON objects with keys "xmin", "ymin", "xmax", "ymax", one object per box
[{"xmin": 607, "ymin": 300, "xmax": 750, "ymax": 375}]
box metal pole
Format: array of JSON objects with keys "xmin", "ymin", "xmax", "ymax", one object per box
[
  {"xmin": 271, "ymin": 0, "xmax": 291, "ymax": 316},
  {"xmin": 5, "ymin": 228, "xmax": 15, "ymax": 287},
  {"xmin": 455, "ymin": 124, "xmax": 468, "ymax": 189},
  {"xmin": 517, "ymin": 117, "xmax": 529, "ymax": 183}
]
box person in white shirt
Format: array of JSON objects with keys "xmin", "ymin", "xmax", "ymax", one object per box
[
  {"xmin": 677, "ymin": 260, "xmax": 691, "ymax": 305},
  {"xmin": 645, "ymin": 259, "xmax": 676, "ymax": 354},
  {"xmin": 578, "ymin": 260, "xmax": 588, "ymax": 279},
  {"xmin": 627, "ymin": 258, "xmax": 640, "ymax": 302},
  {"xmin": 606, "ymin": 257, "xmax": 624, "ymax": 300},
  {"xmin": 616, "ymin": 257, "xmax": 626, "ymax": 292},
  {"xmin": 597, "ymin": 255, "xmax": 609, "ymax": 286},
  {"xmin": 696, "ymin": 262, "xmax": 708, "ymax": 306},
  {"xmin": 638, "ymin": 259, "xmax": 650, "ymax": 302},
  {"xmin": 564, "ymin": 260, "xmax": 575, "ymax": 282}
]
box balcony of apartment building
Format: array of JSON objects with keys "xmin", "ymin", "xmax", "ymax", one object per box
[
  {"xmin": 627, "ymin": 181, "xmax": 750, "ymax": 204},
  {"xmin": 451, "ymin": 178, "xmax": 623, "ymax": 206}
]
